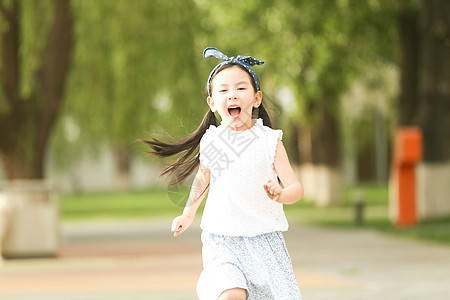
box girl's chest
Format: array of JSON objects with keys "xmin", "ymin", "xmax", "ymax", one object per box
[{"xmin": 207, "ymin": 133, "xmax": 268, "ymax": 178}]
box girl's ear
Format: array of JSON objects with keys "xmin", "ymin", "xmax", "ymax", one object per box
[
  {"xmin": 253, "ymin": 91, "xmax": 263, "ymax": 108},
  {"xmin": 207, "ymin": 96, "xmax": 216, "ymax": 112}
]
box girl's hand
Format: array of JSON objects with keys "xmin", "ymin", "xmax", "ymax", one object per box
[
  {"xmin": 171, "ymin": 214, "xmax": 194, "ymax": 237},
  {"xmin": 263, "ymin": 179, "xmax": 283, "ymax": 202}
]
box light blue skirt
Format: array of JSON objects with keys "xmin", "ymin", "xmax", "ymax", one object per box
[{"xmin": 196, "ymin": 231, "xmax": 302, "ymax": 300}]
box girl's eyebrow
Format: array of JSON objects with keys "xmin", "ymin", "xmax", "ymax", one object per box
[{"xmin": 216, "ymin": 81, "xmax": 250, "ymax": 87}]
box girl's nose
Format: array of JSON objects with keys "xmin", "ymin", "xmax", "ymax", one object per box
[{"xmin": 228, "ymin": 90, "xmax": 237, "ymax": 100}]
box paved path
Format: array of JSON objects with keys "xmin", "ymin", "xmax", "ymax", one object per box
[{"xmin": 0, "ymin": 218, "xmax": 449, "ymax": 299}]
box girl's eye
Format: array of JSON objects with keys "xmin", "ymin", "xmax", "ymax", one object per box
[
  {"xmin": 219, "ymin": 89, "xmax": 227, "ymax": 93},
  {"xmin": 238, "ymin": 87, "xmax": 246, "ymax": 91}
]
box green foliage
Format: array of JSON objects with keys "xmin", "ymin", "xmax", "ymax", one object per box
[
  {"xmin": 60, "ymin": 188, "xmax": 172, "ymax": 220},
  {"xmin": 0, "ymin": 0, "xmax": 54, "ymax": 110},
  {"xmin": 60, "ymin": 186, "xmax": 203, "ymax": 220},
  {"xmin": 51, "ymin": 0, "xmax": 205, "ymax": 168},
  {"xmin": 46, "ymin": 0, "xmax": 398, "ymax": 170},
  {"xmin": 20, "ymin": 0, "xmax": 53, "ymax": 98},
  {"xmin": 196, "ymin": 0, "xmax": 397, "ymax": 126}
]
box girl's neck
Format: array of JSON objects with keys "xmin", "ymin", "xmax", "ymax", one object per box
[{"xmin": 222, "ymin": 119, "xmax": 256, "ymax": 132}]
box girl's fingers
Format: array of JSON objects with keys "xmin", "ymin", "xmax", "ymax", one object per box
[
  {"xmin": 171, "ymin": 219, "xmax": 179, "ymax": 232},
  {"xmin": 173, "ymin": 225, "xmax": 182, "ymax": 236},
  {"xmin": 264, "ymin": 186, "xmax": 274, "ymax": 196},
  {"xmin": 263, "ymin": 179, "xmax": 282, "ymax": 201},
  {"xmin": 171, "ymin": 217, "xmax": 183, "ymax": 232},
  {"xmin": 266, "ymin": 180, "xmax": 279, "ymax": 194},
  {"xmin": 172, "ymin": 223, "xmax": 181, "ymax": 232},
  {"xmin": 264, "ymin": 179, "xmax": 273, "ymax": 190},
  {"xmin": 172, "ymin": 215, "xmax": 191, "ymax": 236}
]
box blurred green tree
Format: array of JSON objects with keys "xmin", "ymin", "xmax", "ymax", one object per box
[
  {"xmin": 0, "ymin": 0, "xmax": 73, "ymax": 179},
  {"xmin": 50, "ymin": 0, "xmax": 204, "ymax": 187}
]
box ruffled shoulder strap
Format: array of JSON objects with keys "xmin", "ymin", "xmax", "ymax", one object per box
[
  {"xmin": 203, "ymin": 124, "xmax": 217, "ymax": 141},
  {"xmin": 254, "ymin": 118, "xmax": 264, "ymax": 127},
  {"xmin": 267, "ymin": 127, "xmax": 283, "ymax": 168}
]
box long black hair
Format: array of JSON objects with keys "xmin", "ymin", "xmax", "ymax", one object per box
[{"xmin": 142, "ymin": 63, "xmax": 272, "ymax": 185}]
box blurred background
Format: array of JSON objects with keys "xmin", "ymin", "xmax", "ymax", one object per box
[
  {"xmin": 0, "ymin": 0, "xmax": 449, "ymax": 257},
  {"xmin": 0, "ymin": 0, "xmax": 449, "ymax": 299}
]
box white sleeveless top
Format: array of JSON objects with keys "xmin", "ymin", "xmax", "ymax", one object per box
[{"xmin": 199, "ymin": 118, "xmax": 289, "ymax": 236}]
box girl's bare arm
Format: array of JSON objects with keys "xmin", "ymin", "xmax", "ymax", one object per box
[
  {"xmin": 264, "ymin": 139, "xmax": 304, "ymax": 205},
  {"xmin": 171, "ymin": 167, "xmax": 210, "ymax": 236}
]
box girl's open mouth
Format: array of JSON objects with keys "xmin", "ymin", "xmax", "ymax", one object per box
[{"xmin": 228, "ymin": 106, "xmax": 241, "ymax": 119}]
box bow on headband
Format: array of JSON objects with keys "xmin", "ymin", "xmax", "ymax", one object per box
[{"xmin": 203, "ymin": 47, "xmax": 265, "ymax": 96}]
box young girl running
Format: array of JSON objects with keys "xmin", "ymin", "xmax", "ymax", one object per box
[{"xmin": 144, "ymin": 47, "xmax": 303, "ymax": 299}]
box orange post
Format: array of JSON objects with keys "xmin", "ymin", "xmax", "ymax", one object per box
[{"xmin": 391, "ymin": 127, "xmax": 422, "ymax": 226}]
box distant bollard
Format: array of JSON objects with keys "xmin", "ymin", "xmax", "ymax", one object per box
[
  {"xmin": 389, "ymin": 127, "xmax": 422, "ymax": 226},
  {"xmin": 354, "ymin": 190, "xmax": 365, "ymax": 226},
  {"xmin": 0, "ymin": 180, "xmax": 60, "ymax": 259}
]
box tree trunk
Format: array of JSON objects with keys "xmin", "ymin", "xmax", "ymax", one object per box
[
  {"xmin": 297, "ymin": 92, "xmax": 342, "ymax": 206},
  {"xmin": 310, "ymin": 102, "xmax": 340, "ymax": 168},
  {"xmin": 0, "ymin": 0, "xmax": 25, "ymax": 177},
  {"xmin": 311, "ymin": 100, "xmax": 341, "ymax": 206},
  {"xmin": 294, "ymin": 122, "xmax": 316, "ymax": 202},
  {"xmin": 115, "ymin": 145, "xmax": 131, "ymax": 192},
  {"xmin": 398, "ymin": 0, "xmax": 420, "ymax": 126},
  {"xmin": 416, "ymin": 0, "xmax": 450, "ymax": 219},
  {"xmin": 0, "ymin": 0, "xmax": 73, "ymax": 180},
  {"xmin": 418, "ymin": 0, "xmax": 450, "ymax": 163}
]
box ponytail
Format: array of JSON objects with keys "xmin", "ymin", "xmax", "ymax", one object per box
[
  {"xmin": 257, "ymin": 103, "xmax": 273, "ymax": 128},
  {"xmin": 141, "ymin": 109, "xmax": 218, "ymax": 185}
]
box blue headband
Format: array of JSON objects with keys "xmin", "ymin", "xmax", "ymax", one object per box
[{"xmin": 203, "ymin": 47, "xmax": 265, "ymax": 96}]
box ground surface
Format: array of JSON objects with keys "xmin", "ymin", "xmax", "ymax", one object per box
[{"xmin": 1, "ymin": 218, "xmax": 449, "ymax": 299}]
